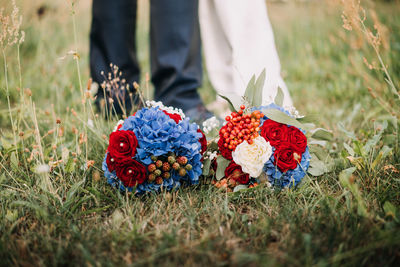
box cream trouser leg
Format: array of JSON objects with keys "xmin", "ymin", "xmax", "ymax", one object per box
[{"xmin": 199, "ymin": 0, "xmax": 292, "ymax": 107}]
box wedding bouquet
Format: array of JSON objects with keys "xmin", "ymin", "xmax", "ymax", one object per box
[
  {"xmin": 203, "ymin": 70, "xmax": 329, "ymax": 192},
  {"xmin": 102, "ymin": 101, "xmax": 207, "ymax": 194}
]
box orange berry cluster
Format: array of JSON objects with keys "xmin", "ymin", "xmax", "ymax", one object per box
[
  {"xmin": 212, "ymin": 178, "xmax": 259, "ymax": 192},
  {"xmin": 221, "ymin": 105, "xmax": 264, "ymax": 150}
]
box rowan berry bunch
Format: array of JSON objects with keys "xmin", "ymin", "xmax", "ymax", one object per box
[
  {"xmin": 147, "ymin": 154, "xmax": 192, "ymax": 185},
  {"xmin": 220, "ymin": 105, "xmax": 264, "ymax": 150}
]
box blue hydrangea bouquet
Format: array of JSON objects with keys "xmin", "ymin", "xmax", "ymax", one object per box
[{"xmin": 103, "ymin": 101, "xmax": 207, "ymax": 194}]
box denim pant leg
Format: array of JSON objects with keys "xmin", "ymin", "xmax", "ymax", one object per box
[
  {"xmin": 90, "ymin": 0, "xmax": 140, "ymax": 112},
  {"xmin": 150, "ymin": 0, "xmax": 203, "ymax": 111}
]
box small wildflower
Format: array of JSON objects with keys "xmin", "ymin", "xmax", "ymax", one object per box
[{"xmin": 86, "ymin": 160, "xmax": 95, "ymax": 169}]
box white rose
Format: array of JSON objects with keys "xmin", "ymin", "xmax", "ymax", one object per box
[{"xmin": 232, "ymin": 136, "xmax": 273, "ymax": 178}]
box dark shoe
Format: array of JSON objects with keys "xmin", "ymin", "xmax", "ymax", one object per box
[{"xmin": 185, "ymin": 105, "xmax": 214, "ymax": 125}]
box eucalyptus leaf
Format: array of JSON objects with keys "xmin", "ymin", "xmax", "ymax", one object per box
[
  {"xmin": 311, "ymin": 128, "xmax": 333, "ymax": 141},
  {"xmin": 262, "ymin": 108, "xmax": 305, "ymax": 129},
  {"xmin": 233, "ymin": 184, "xmax": 248, "ymax": 193},
  {"xmin": 308, "ymin": 157, "xmax": 328, "ymax": 176},
  {"xmin": 309, "ymin": 145, "xmax": 329, "ymax": 161},
  {"xmin": 202, "ymin": 158, "xmax": 211, "ymax": 176},
  {"xmin": 253, "ymin": 69, "xmax": 266, "ymax": 107},
  {"xmin": 218, "ymin": 94, "xmax": 238, "ymax": 112},
  {"xmin": 216, "ymin": 156, "xmax": 230, "ymax": 180},
  {"xmin": 244, "ymin": 75, "xmax": 256, "ymax": 105},
  {"xmin": 274, "ymin": 87, "xmax": 284, "ymax": 107},
  {"xmin": 297, "ymin": 114, "xmax": 320, "ymax": 123}
]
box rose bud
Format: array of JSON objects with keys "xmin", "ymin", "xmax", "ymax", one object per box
[
  {"xmin": 148, "ymin": 173, "xmax": 156, "ymax": 182},
  {"xmin": 168, "ymin": 155, "xmax": 176, "ymax": 164},
  {"xmin": 178, "ymin": 168, "xmax": 187, "ymax": 177},
  {"xmin": 154, "ymin": 169, "xmax": 162, "ymax": 177},
  {"xmin": 162, "ymin": 162, "xmax": 171, "ymax": 172},
  {"xmin": 155, "ymin": 160, "xmax": 163, "ymax": 168},
  {"xmin": 172, "ymin": 162, "xmax": 180, "ymax": 170},
  {"xmin": 162, "ymin": 172, "xmax": 171, "ymax": 179},
  {"xmin": 184, "ymin": 164, "xmax": 192, "ymax": 171},
  {"xmin": 177, "ymin": 156, "xmax": 188, "ymax": 165},
  {"xmin": 156, "ymin": 177, "xmax": 163, "ymax": 185},
  {"xmin": 148, "ymin": 164, "xmax": 157, "ymax": 173},
  {"xmin": 151, "ymin": 155, "xmax": 158, "ymax": 162}
]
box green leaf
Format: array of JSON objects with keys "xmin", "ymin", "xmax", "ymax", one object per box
[
  {"xmin": 262, "ymin": 108, "xmax": 305, "ymax": 129},
  {"xmin": 5, "ymin": 209, "xmax": 18, "ymax": 222},
  {"xmin": 274, "ymin": 87, "xmax": 284, "ymax": 107},
  {"xmin": 65, "ymin": 158, "xmax": 75, "ymax": 173},
  {"xmin": 297, "ymin": 114, "xmax": 320, "ymax": 123},
  {"xmin": 244, "ymin": 75, "xmax": 256, "ymax": 105},
  {"xmin": 216, "ymin": 156, "xmax": 230, "ymax": 180},
  {"xmin": 338, "ymin": 123, "xmax": 357, "ymax": 140},
  {"xmin": 371, "ymin": 145, "xmax": 392, "ymax": 170},
  {"xmin": 10, "ymin": 151, "xmax": 18, "ymax": 170},
  {"xmin": 233, "ymin": 184, "xmax": 248, "ymax": 192},
  {"xmin": 339, "ymin": 167, "xmax": 368, "ymax": 217},
  {"xmin": 343, "ymin": 143, "xmax": 355, "ymax": 157},
  {"xmin": 253, "ymin": 69, "xmax": 266, "ymax": 107},
  {"xmin": 202, "ymin": 158, "xmax": 211, "ymax": 176},
  {"xmin": 383, "ymin": 201, "xmax": 398, "ymax": 222},
  {"xmin": 218, "ymin": 94, "xmax": 238, "ymax": 112},
  {"xmin": 311, "ymin": 128, "xmax": 333, "ymax": 141},
  {"xmin": 364, "ymin": 121, "xmax": 387, "ymax": 154},
  {"xmin": 307, "ymin": 157, "xmax": 328, "ymax": 176},
  {"xmin": 309, "ymin": 145, "xmax": 329, "ymax": 161},
  {"xmin": 339, "ymin": 167, "xmax": 357, "ymax": 187}
]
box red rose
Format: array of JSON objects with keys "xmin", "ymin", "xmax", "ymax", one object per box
[
  {"xmin": 197, "ymin": 129, "xmax": 207, "ymax": 154},
  {"xmin": 260, "ymin": 119, "xmax": 289, "ymax": 147},
  {"xmin": 287, "ymin": 127, "xmax": 307, "ymax": 153},
  {"xmin": 107, "ymin": 130, "xmax": 138, "ymax": 160},
  {"xmin": 225, "ymin": 162, "xmax": 249, "ymax": 184},
  {"xmin": 218, "ymin": 137, "xmax": 232, "ymax": 160},
  {"xmin": 163, "ymin": 111, "xmax": 182, "ymax": 123},
  {"xmin": 106, "ymin": 153, "xmax": 116, "ymax": 171},
  {"xmin": 274, "ymin": 142, "xmax": 302, "ymax": 173},
  {"xmin": 115, "ymin": 158, "xmax": 147, "ymax": 187}
]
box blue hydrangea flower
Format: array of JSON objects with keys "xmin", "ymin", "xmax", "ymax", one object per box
[
  {"xmin": 103, "ymin": 106, "xmax": 204, "ymax": 194},
  {"xmin": 264, "ymin": 147, "xmax": 311, "ymax": 188}
]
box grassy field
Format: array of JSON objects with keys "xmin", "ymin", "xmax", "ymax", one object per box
[{"xmin": 1, "ymin": 0, "xmax": 400, "ymax": 266}]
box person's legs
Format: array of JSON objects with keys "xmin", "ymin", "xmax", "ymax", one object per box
[
  {"xmin": 150, "ymin": 0, "xmax": 204, "ymax": 112},
  {"xmin": 90, "ymin": 0, "xmax": 139, "ymax": 115}
]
